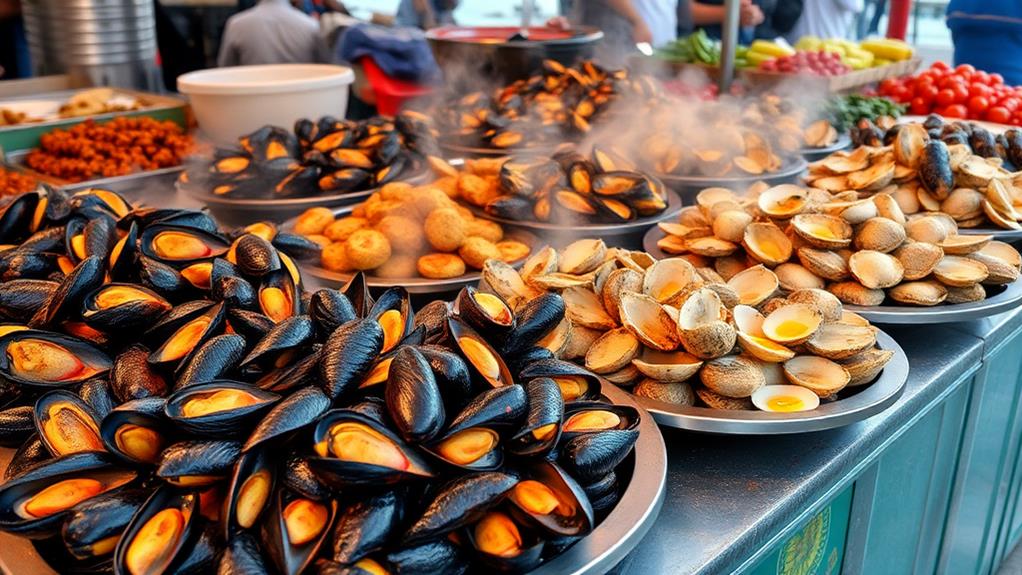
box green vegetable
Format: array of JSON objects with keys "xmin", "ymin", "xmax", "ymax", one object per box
[
  {"xmin": 656, "ymin": 29, "xmax": 721, "ymax": 65},
  {"xmin": 826, "ymin": 95, "xmax": 907, "ymax": 131}
]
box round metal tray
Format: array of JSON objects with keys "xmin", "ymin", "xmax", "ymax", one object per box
[
  {"xmin": 281, "ymin": 205, "xmax": 539, "ymax": 295},
  {"xmin": 957, "ymin": 226, "xmax": 1022, "ymax": 241},
  {"xmin": 631, "ymin": 330, "xmax": 909, "ymax": 434},
  {"xmin": 799, "ymin": 132, "xmax": 851, "ymax": 162},
  {"xmin": 845, "ymin": 279, "xmax": 1022, "ymax": 324},
  {"xmin": 440, "ymin": 140, "xmax": 556, "ymax": 158},
  {"xmin": 642, "ymin": 226, "xmax": 676, "ymax": 260},
  {"xmin": 657, "ymin": 157, "xmax": 808, "ymax": 194},
  {"xmin": 0, "ymin": 384, "xmax": 666, "ymax": 575}
]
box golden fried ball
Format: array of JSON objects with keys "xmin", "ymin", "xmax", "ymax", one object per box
[
  {"xmin": 379, "ymin": 181, "xmax": 414, "ymax": 201},
  {"xmin": 294, "ymin": 207, "xmax": 335, "ymax": 236},
  {"xmin": 458, "ymin": 237, "xmax": 501, "ymax": 270},
  {"xmin": 496, "ymin": 240, "xmax": 532, "ymax": 263},
  {"xmin": 424, "ymin": 208, "xmax": 466, "ymax": 252},
  {"xmin": 412, "ymin": 187, "xmax": 453, "ymax": 218},
  {"xmin": 457, "ymin": 173, "xmax": 499, "ymax": 207},
  {"xmin": 455, "ymin": 205, "xmax": 476, "ymax": 223},
  {"xmin": 466, "ymin": 219, "xmax": 504, "ymax": 243},
  {"xmin": 324, "ymin": 216, "xmax": 368, "ymax": 242},
  {"xmin": 376, "ymin": 215, "xmax": 425, "ymax": 254},
  {"xmin": 365, "ymin": 199, "xmax": 416, "ymax": 225},
  {"xmin": 321, "ymin": 242, "xmax": 352, "ymax": 272},
  {"xmin": 306, "ymin": 234, "xmax": 332, "ymax": 249},
  {"xmin": 374, "ymin": 254, "xmax": 418, "ymax": 278},
  {"xmin": 432, "ymin": 176, "xmax": 459, "ymax": 198},
  {"xmin": 345, "ymin": 229, "xmax": 392, "ymax": 270},
  {"xmin": 465, "ymin": 157, "xmax": 506, "ymax": 176},
  {"xmin": 418, "ymin": 253, "xmax": 466, "ymax": 279}
]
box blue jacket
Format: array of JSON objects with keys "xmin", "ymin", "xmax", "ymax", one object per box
[{"xmin": 947, "ymin": 0, "xmax": 1022, "ymax": 34}]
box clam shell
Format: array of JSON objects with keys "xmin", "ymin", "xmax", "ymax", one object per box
[
  {"xmin": 761, "ymin": 303, "xmax": 823, "ymax": 345},
  {"xmin": 559, "ymin": 323, "xmax": 602, "ymax": 360},
  {"xmin": 933, "ymin": 256, "xmax": 988, "ymax": 287},
  {"xmin": 757, "ymin": 185, "xmax": 808, "ymax": 218},
  {"xmin": 839, "ymin": 348, "xmax": 894, "ymax": 386},
  {"xmin": 894, "ymin": 242, "xmax": 944, "ymax": 280},
  {"xmin": 873, "ymin": 194, "xmax": 907, "ymax": 224},
  {"xmin": 797, "ymin": 248, "xmax": 850, "ymax": 282},
  {"xmin": 783, "ymin": 355, "xmax": 850, "ymax": 397},
  {"xmin": 944, "ymin": 283, "xmax": 987, "ymax": 304},
  {"xmin": 905, "ymin": 216, "xmax": 950, "ymax": 244},
  {"xmin": 618, "ymin": 292, "xmax": 679, "ymax": 352},
  {"xmin": 804, "ymin": 323, "xmax": 877, "ymax": 360},
  {"xmin": 695, "ymin": 387, "xmax": 753, "ymax": 410},
  {"xmin": 888, "ymin": 281, "xmax": 948, "ymax": 306},
  {"xmin": 791, "ymin": 214, "xmax": 852, "ymax": 249},
  {"xmin": 941, "ymin": 188, "xmax": 984, "ymax": 222},
  {"xmin": 966, "ymin": 252, "xmax": 1020, "ymax": 285},
  {"xmin": 774, "ymin": 263, "xmax": 825, "ymax": 292},
  {"xmin": 743, "ymin": 223, "xmax": 792, "ymax": 266},
  {"xmin": 823, "ymin": 199, "xmax": 878, "ymax": 225},
  {"xmin": 979, "ymin": 241, "xmax": 1022, "ymax": 269},
  {"xmin": 700, "ymin": 355, "xmax": 765, "ymax": 398},
  {"xmin": 854, "ymin": 217, "xmax": 907, "ymax": 253},
  {"xmin": 642, "ymin": 258, "xmax": 701, "ymax": 303},
  {"xmin": 848, "ymin": 251, "xmax": 904, "ymax": 289},
  {"xmin": 714, "ymin": 254, "xmax": 750, "ymax": 282},
  {"xmin": 786, "ymin": 288, "xmax": 843, "ymax": 322},
  {"xmin": 712, "ymin": 210, "xmax": 753, "ymax": 243},
  {"xmin": 633, "ymin": 380, "xmax": 695, "ymax": 405},
  {"xmin": 727, "ymin": 264, "xmax": 779, "ymax": 306},
  {"xmin": 584, "ymin": 328, "xmax": 641, "ymax": 374},
  {"xmin": 561, "ymin": 287, "xmax": 616, "ymax": 330},
  {"xmin": 940, "ymin": 234, "xmax": 991, "ymax": 255},
  {"xmin": 631, "ymin": 350, "xmax": 703, "ymax": 383},
  {"xmin": 559, "ymin": 239, "xmax": 606, "ymax": 275},
  {"xmin": 677, "ymin": 289, "xmax": 735, "ymax": 359},
  {"xmin": 828, "ymin": 281, "xmax": 886, "ymax": 306}
]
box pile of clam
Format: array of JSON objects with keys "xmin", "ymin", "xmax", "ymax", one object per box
[
  {"xmin": 808, "ymin": 119, "xmax": 1022, "ymax": 230},
  {"xmin": 657, "ymin": 184, "xmax": 1022, "ymax": 307},
  {"xmin": 477, "ymin": 239, "xmax": 895, "ymax": 412},
  {"xmin": 0, "ymin": 188, "xmax": 640, "ymax": 574}
]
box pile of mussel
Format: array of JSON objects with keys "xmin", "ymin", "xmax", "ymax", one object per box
[
  {"xmin": 435, "ymin": 59, "xmax": 653, "ymax": 150},
  {"xmin": 0, "ymin": 188, "xmax": 640, "ymax": 574},
  {"xmin": 463, "ymin": 147, "xmax": 669, "ymax": 225},
  {"xmin": 179, "ymin": 111, "xmax": 439, "ymax": 200}
]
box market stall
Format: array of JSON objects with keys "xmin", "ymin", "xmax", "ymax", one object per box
[{"xmin": 7, "ymin": 8, "xmax": 1022, "ymax": 575}]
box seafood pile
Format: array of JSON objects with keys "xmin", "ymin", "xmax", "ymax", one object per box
[
  {"xmin": 293, "ymin": 179, "xmax": 532, "ymax": 279},
  {"xmin": 0, "ymin": 167, "xmax": 38, "ymax": 199},
  {"xmin": 741, "ymin": 94, "xmax": 839, "ymax": 151},
  {"xmin": 476, "ymin": 240, "xmax": 895, "ymax": 412},
  {"xmin": 829, "ymin": 116, "xmax": 1022, "ymax": 230},
  {"xmin": 436, "ymin": 59, "xmax": 651, "ymax": 150},
  {"xmin": 0, "ymin": 189, "xmax": 640, "ymax": 574},
  {"xmin": 448, "ymin": 149, "xmax": 669, "ymax": 225},
  {"xmin": 179, "ymin": 111, "xmax": 437, "ymax": 200},
  {"xmin": 656, "ymin": 185, "xmax": 1022, "ymax": 307}
]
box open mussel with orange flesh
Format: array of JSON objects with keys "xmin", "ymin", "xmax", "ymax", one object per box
[
  {"xmin": 0, "ymin": 452, "xmax": 136, "ymax": 537},
  {"xmin": 367, "ymin": 287, "xmax": 414, "ymax": 355},
  {"xmin": 82, "ymin": 284, "xmax": 172, "ymax": 332},
  {"xmin": 403, "ymin": 471, "xmax": 518, "ymax": 545},
  {"xmin": 0, "ymin": 192, "xmax": 43, "ymax": 243},
  {"xmin": 500, "ymin": 293, "xmax": 565, "ymax": 357},
  {"xmin": 33, "ymin": 390, "xmax": 104, "ymax": 456},
  {"xmin": 448, "ymin": 318, "xmax": 515, "ymax": 389},
  {"xmin": 113, "ymin": 487, "xmax": 198, "ymax": 575},
  {"xmin": 456, "ymin": 287, "xmax": 516, "ymax": 340},
  {"xmin": 68, "ymin": 188, "xmax": 131, "ymax": 221},
  {"xmin": 258, "ymin": 269, "xmax": 300, "ymax": 324},
  {"xmin": 256, "ymin": 345, "xmax": 322, "ymax": 394},
  {"xmin": 467, "ymin": 509, "xmax": 545, "ymax": 573},
  {"xmin": 223, "ymin": 449, "xmax": 276, "ymax": 536},
  {"xmin": 559, "ymin": 402, "xmax": 640, "ymax": 441},
  {"xmin": 508, "ymin": 461, "xmax": 594, "ymax": 538},
  {"xmin": 108, "ymin": 221, "xmax": 140, "ymax": 282},
  {"xmin": 164, "ymin": 381, "xmax": 279, "ymax": 435},
  {"xmin": 309, "ymin": 410, "xmax": 435, "ymax": 488},
  {"xmin": 508, "ymin": 378, "xmax": 564, "ymax": 457},
  {"xmin": 100, "ymin": 397, "xmax": 169, "ymax": 466},
  {"xmin": 520, "ymin": 358, "xmax": 602, "ymax": 402},
  {"xmin": 147, "ymin": 301, "xmax": 226, "ymax": 367},
  {"xmin": 155, "ymin": 439, "xmax": 242, "ymax": 487},
  {"xmin": 238, "ymin": 315, "xmax": 315, "ymax": 377},
  {"xmin": 62, "ymin": 487, "xmax": 149, "ymax": 560},
  {"xmin": 0, "ymin": 330, "xmax": 112, "ymax": 388},
  {"xmin": 424, "ymin": 385, "xmax": 527, "ymax": 471},
  {"xmin": 140, "ymin": 225, "xmax": 230, "ymax": 267},
  {"xmin": 263, "ymin": 488, "xmax": 338, "ymax": 575}
]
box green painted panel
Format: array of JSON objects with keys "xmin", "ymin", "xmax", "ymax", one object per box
[
  {"xmin": 749, "ymin": 485, "xmax": 854, "ymax": 575},
  {"xmin": 992, "ymin": 360, "xmax": 1022, "ymax": 565},
  {"xmin": 0, "ymin": 108, "xmax": 188, "ymax": 153}
]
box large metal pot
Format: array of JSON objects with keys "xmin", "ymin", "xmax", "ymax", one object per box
[{"xmin": 426, "ymin": 25, "xmax": 603, "ymax": 85}]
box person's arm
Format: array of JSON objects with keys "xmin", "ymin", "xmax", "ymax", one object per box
[
  {"xmin": 413, "ymin": 0, "xmax": 437, "ymax": 28},
  {"xmin": 690, "ymin": 1, "xmax": 727, "ymax": 25},
  {"xmin": 217, "ymin": 21, "xmax": 239, "ymax": 66},
  {"xmin": 607, "ymin": 0, "xmax": 652, "ymax": 42}
]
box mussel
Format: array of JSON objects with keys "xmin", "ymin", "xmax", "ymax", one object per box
[
  {"xmin": 33, "ymin": 390, "xmax": 104, "ymax": 456},
  {"xmin": 165, "ymin": 381, "xmax": 279, "ymax": 435},
  {"xmin": 0, "ymin": 330, "xmax": 112, "ymax": 387}
]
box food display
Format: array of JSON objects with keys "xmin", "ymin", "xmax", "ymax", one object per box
[
  {"xmin": 653, "ymin": 184, "xmax": 1021, "ymax": 307},
  {"xmin": 180, "ymin": 111, "xmax": 436, "ymax": 201},
  {"xmin": 0, "ymin": 187, "xmax": 647, "ymax": 574},
  {"xmin": 815, "ymin": 117, "xmax": 1022, "ymax": 230},
  {"xmin": 0, "ymin": 89, "xmax": 145, "ymax": 126},
  {"xmin": 655, "ymin": 30, "xmax": 720, "ymax": 66},
  {"xmin": 293, "ymin": 178, "xmax": 532, "ymax": 279},
  {"xmin": 0, "ymin": 167, "xmax": 38, "ymax": 198},
  {"xmin": 878, "ymin": 61, "xmax": 1022, "ymax": 123},
  {"xmin": 826, "ymin": 94, "xmax": 905, "ymax": 132},
  {"xmin": 475, "ymin": 239, "xmax": 896, "ymax": 413},
  {"xmin": 435, "ymin": 59, "xmax": 651, "ymax": 151},
  {"xmin": 23, "ymin": 117, "xmax": 193, "ymax": 183}
]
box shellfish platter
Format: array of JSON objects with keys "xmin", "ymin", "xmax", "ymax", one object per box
[
  {"xmin": 474, "ymin": 238, "xmax": 908, "ymax": 431},
  {"xmin": 0, "ymin": 187, "xmax": 667, "ymax": 574}
]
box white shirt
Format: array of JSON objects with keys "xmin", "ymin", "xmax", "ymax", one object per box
[
  {"xmin": 218, "ymin": 0, "xmax": 330, "ymax": 67},
  {"xmin": 634, "ymin": 0, "xmax": 679, "ymax": 48},
  {"xmin": 788, "ymin": 0, "xmax": 865, "ymax": 41}
]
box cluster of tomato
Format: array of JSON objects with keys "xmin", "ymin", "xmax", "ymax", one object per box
[
  {"xmin": 759, "ymin": 51, "xmax": 852, "ymax": 76},
  {"xmin": 878, "ymin": 61, "xmax": 1021, "ymax": 125}
]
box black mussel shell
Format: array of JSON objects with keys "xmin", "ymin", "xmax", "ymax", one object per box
[
  {"xmin": 220, "ymin": 531, "xmax": 272, "ymax": 575},
  {"xmin": 501, "ymin": 293, "xmax": 565, "ymax": 356},
  {"xmin": 559, "ymin": 403, "xmax": 639, "ymax": 442},
  {"xmin": 509, "ymin": 346, "xmax": 555, "ymax": 375},
  {"xmin": 213, "ymin": 273, "xmax": 257, "ymax": 311},
  {"xmin": 467, "ymin": 510, "xmax": 545, "ymax": 573},
  {"xmin": 282, "ymin": 452, "xmax": 333, "ymax": 502},
  {"xmin": 455, "ymin": 287, "xmax": 515, "ymax": 340},
  {"xmin": 0, "ymin": 405, "xmax": 36, "ymax": 447},
  {"xmin": 81, "ymin": 283, "xmax": 173, "ymax": 332},
  {"xmin": 445, "ymin": 385, "xmax": 527, "ymax": 437},
  {"xmin": 0, "ymin": 250, "xmax": 63, "ymax": 282},
  {"xmin": 507, "ymin": 461, "xmax": 594, "ymax": 537},
  {"xmin": 111, "ymin": 344, "xmax": 168, "ymax": 402},
  {"xmin": 177, "ymin": 334, "xmax": 247, "ymax": 389},
  {"xmin": 139, "ymin": 256, "xmax": 192, "ymax": 300},
  {"xmin": 330, "ymin": 490, "xmax": 404, "ymax": 565},
  {"xmin": 276, "ymin": 165, "xmax": 321, "ymax": 198},
  {"xmin": 341, "ymin": 272, "xmax": 373, "ymax": 318},
  {"xmin": 310, "ymin": 290, "xmax": 357, "ymax": 335},
  {"xmin": 273, "ymin": 232, "xmax": 322, "ymax": 262},
  {"xmin": 78, "ymin": 378, "xmax": 116, "ymax": 420},
  {"xmin": 0, "ymin": 279, "xmax": 56, "ymax": 322},
  {"xmin": 172, "ymin": 520, "xmax": 222, "ymax": 575},
  {"xmin": 919, "ymin": 140, "xmax": 953, "ymax": 199},
  {"xmin": 448, "ymin": 319, "xmax": 515, "ymax": 389},
  {"xmin": 318, "ymin": 318, "xmax": 384, "ymax": 400},
  {"xmin": 82, "ymin": 214, "xmax": 118, "ymax": 263},
  {"xmin": 100, "ymin": 397, "xmax": 169, "ymax": 465},
  {"xmin": 423, "ymin": 386, "xmax": 525, "ymax": 472},
  {"xmin": 148, "ymin": 302, "xmax": 226, "ymax": 367},
  {"xmin": 256, "ymin": 346, "xmax": 321, "ymax": 394},
  {"xmin": 0, "ymin": 452, "xmax": 136, "ymax": 538},
  {"xmin": 140, "ymin": 224, "xmax": 230, "ymax": 266},
  {"xmin": 263, "ymin": 488, "xmax": 338, "ymax": 575},
  {"xmin": 403, "ymin": 471, "xmax": 517, "ymax": 544},
  {"xmin": 154, "ymin": 209, "xmax": 220, "ymax": 235},
  {"xmin": 509, "ymin": 378, "xmax": 563, "ymax": 456},
  {"xmin": 367, "ymin": 287, "xmax": 413, "ymax": 355},
  {"xmin": 6, "ymin": 435, "xmax": 49, "ymax": 480},
  {"xmin": 412, "ymin": 300, "xmax": 450, "ymax": 345},
  {"xmin": 385, "ymin": 347, "xmax": 444, "ymax": 444},
  {"xmin": 223, "ymin": 448, "xmax": 276, "ymax": 537},
  {"xmin": 69, "ymin": 189, "xmax": 131, "ymax": 220},
  {"xmin": 485, "ymin": 195, "xmax": 533, "ymax": 221},
  {"xmin": 228, "ymin": 308, "xmax": 277, "ymax": 342},
  {"xmin": 417, "ymin": 345, "xmax": 473, "ymax": 414},
  {"xmin": 519, "ymin": 358, "xmax": 602, "ymax": 402},
  {"xmin": 234, "ymin": 234, "xmax": 281, "ymax": 277},
  {"xmin": 0, "ymin": 192, "xmax": 40, "ymax": 244},
  {"xmin": 34, "ymin": 390, "xmax": 104, "ymax": 457},
  {"xmin": 581, "ymin": 470, "xmax": 617, "ymax": 502},
  {"xmin": 156, "ymin": 439, "xmax": 242, "ymax": 487},
  {"xmin": 0, "ymin": 329, "xmax": 112, "ymax": 388},
  {"xmin": 112, "ymin": 487, "xmax": 199, "ymax": 575},
  {"xmin": 348, "ymin": 397, "xmax": 388, "ymax": 424},
  {"xmin": 558, "ymin": 429, "xmax": 638, "ymax": 484},
  {"xmin": 309, "ymin": 410, "xmax": 434, "ymax": 488},
  {"xmin": 62, "ymin": 487, "xmax": 150, "ymax": 559},
  {"xmin": 237, "ymin": 221, "xmax": 278, "ymax": 242},
  {"xmin": 258, "ymin": 269, "xmax": 300, "ymax": 323},
  {"xmin": 385, "ymin": 538, "xmax": 469, "ymax": 575},
  {"xmin": 165, "ymin": 381, "xmax": 280, "ymax": 435},
  {"xmin": 239, "ymin": 315, "xmax": 315, "ymax": 376},
  {"xmin": 244, "ymin": 386, "xmax": 330, "ymax": 453},
  {"xmin": 18, "ymin": 225, "xmax": 65, "ymax": 254},
  {"xmin": 30, "ymin": 256, "xmax": 104, "ymax": 328},
  {"xmin": 499, "ymin": 158, "xmax": 562, "ymax": 197}
]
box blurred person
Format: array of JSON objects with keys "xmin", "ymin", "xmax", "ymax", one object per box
[
  {"xmin": 788, "ymin": 0, "xmax": 863, "ymax": 41},
  {"xmin": 947, "ymin": 0, "xmax": 1022, "ymax": 85},
  {"xmin": 691, "ymin": 0, "xmax": 765, "ymax": 41},
  {"xmin": 395, "ymin": 0, "xmax": 457, "ymax": 29},
  {"xmin": 571, "ymin": 0, "xmax": 675, "ymax": 65},
  {"xmin": 217, "ymin": 0, "xmax": 331, "ymax": 66},
  {"xmin": 0, "ymin": 0, "xmax": 27, "ymax": 79},
  {"xmin": 856, "ymin": 0, "xmax": 887, "ymax": 39}
]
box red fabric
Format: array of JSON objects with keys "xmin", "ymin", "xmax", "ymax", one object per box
[
  {"xmin": 359, "ymin": 57, "xmax": 434, "ymax": 116},
  {"xmin": 887, "ymin": 0, "xmax": 912, "ymax": 40}
]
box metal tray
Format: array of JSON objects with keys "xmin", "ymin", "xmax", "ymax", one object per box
[
  {"xmin": 4, "ymin": 149, "xmax": 184, "ymax": 195},
  {"xmin": 957, "ymin": 226, "xmax": 1022, "ymax": 241},
  {"xmin": 799, "ymin": 132, "xmax": 851, "ymax": 162},
  {"xmin": 631, "ymin": 331, "xmax": 909, "ymax": 434},
  {"xmin": 440, "ymin": 139, "xmax": 556, "ymax": 158},
  {"xmin": 281, "ymin": 205, "xmax": 539, "ymax": 295},
  {"xmin": 642, "ymin": 226, "xmax": 678, "ymax": 260},
  {"xmin": 845, "ymin": 279, "xmax": 1022, "ymax": 324},
  {"xmin": 657, "ymin": 157, "xmax": 808, "ymax": 195},
  {"xmin": 0, "ymin": 382, "xmax": 666, "ymax": 575}
]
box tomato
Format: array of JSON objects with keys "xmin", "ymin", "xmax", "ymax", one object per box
[
  {"xmin": 938, "ymin": 76, "xmax": 961, "ymax": 90},
  {"xmin": 969, "ymin": 82, "xmax": 991, "ymax": 98},
  {"xmin": 889, "ymin": 85, "xmax": 909, "ymax": 102},
  {"xmin": 952, "ymin": 83, "xmax": 970, "ymax": 103},
  {"xmin": 935, "ymin": 88, "xmax": 956, "ymax": 106},
  {"xmin": 955, "ymin": 63, "xmax": 976, "ymax": 75},
  {"xmin": 931, "ymin": 61, "xmax": 951, "ymax": 72},
  {"xmin": 1001, "ymin": 97, "xmax": 1021, "ymax": 111},
  {"xmin": 990, "ymin": 73, "xmax": 1005, "ymax": 86},
  {"xmin": 973, "ymin": 71, "xmax": 990, "ymax": 85},
  {"xmin": 909, "ymin": 97, "xmax": 929, "ymax": 115},
  {"xmin": 968, "ymin": 95, "xmax": 990, "ymax": 114},
  {"xmin": 944, "ymin": 104, "xmax": 968, "ymax": 118},
  {"xmin": 917, "ymin": 84, "xmax": 939, "ymax": 104},
  {"xmin": 987, "ymin": 106, "xmax": 1012, "ymax": 124}
]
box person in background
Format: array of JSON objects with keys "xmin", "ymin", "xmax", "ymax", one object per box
[
  {"xmin": 788, "ymin": 0, "xmax": 863, "ymax": 41},
  {"xmin": 690, "ymin": 0, "xmax": 765, "ymax": 41},
  {"xmin": 395, "ymin": 0, "xmax": 457, "ymax": 29},
  {"xmin": 856, "ymin": 0, "xmax": 887, "ymax": 39},
  {"xmin": 217, "ymin": 0, "xmax": 330, "ymax": 66},
  {"xmin": 0, "ymin": 0, "xmax": 27, "ymax": 79},
  {"xmin": 572, "ymin": 0, "xmax": 675, "ymax": 63},
  {"xmin": 947, "ymin": 0, "xmax": 1022, "ymax": 85}
]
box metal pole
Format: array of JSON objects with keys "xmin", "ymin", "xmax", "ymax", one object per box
[{"xmin": 718, "ymin": 0, "xmax": 741, "ymax": 94}]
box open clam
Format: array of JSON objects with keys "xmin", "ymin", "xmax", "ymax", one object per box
[
  {"xmin": 677, "ymin": 289, "xmax": 736, "ymax": 360},
  {"xmin": 761, "ymin": 304, "xmax": 822, "ymax": 345},
  {"xmin": 617, "ymin": 292, "xmax": 679, "ymax": 352},
  {"xmin": 783, "ymin": 355, "xmax": 850, "ymax": 397},
  {"xmin": 732, "ymin": 305, "xmax": 794, "ymax": 363},
  {"xmin": 743, "ymin": 223, "xmax": 793, "ymax": 267},
  {"xmin": 791, "ymin": 214, "xmax": 852, "ymax": 249}
]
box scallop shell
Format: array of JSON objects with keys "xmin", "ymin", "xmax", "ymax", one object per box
[
  {"xmin": 783, "ymin": 355, "xmax": 850, "ymax": 397},
  {"xmin": 888, "ymin": 281, "xmax": 948, "ymax": 306},
  {"xmin": 848, "ymin": 251, "xmax": 904, "ymax": 289},
  {"xmin": 726, "ymin": 264, "xmax": 779, "ymax": 306}
]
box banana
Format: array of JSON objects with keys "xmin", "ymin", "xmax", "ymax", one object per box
[{"xmin": 749, "ymin": 40, "xmax": 795, "ymax": 58}]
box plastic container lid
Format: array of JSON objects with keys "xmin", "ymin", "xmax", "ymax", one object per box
[{"xmin": 177, "ymin": 64, "xmax": 355, "ymax": 96}]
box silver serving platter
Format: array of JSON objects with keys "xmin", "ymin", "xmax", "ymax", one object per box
[
  {"xmin": 0, "ymin": 383, "xmax": 667, "ymax": 575},
  {"xmin": 632, "ymin": 331, "xmax": 909, "ymax": 434},
  {"xmin": 281, "ymin": 205, "xmax": 539, "ymax": 294},
  {"xmin": 440, "ymin": 140, "xmax": 557, "ymax": 158},
  {"xmin": 657, "ymin": 157, "xmax": 808, "ymax": 193},
  {"xmin": 799, "ymin": 132, "xmax": 851, "ymax": 162},
  {"xmin": 957, "ymin": 226, "xmax": 1022, "ymax": 241},
  {"xmin": 4, "ymin": 149, "xmax": 183, "ymax": 194},
  {"xmin": 641, "ymin": 226, "xmax": 676, "ymax": 260}
]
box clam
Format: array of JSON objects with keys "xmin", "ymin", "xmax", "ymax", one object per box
[
  {"xmin": 775, "ymin": 263, "xmax": 825, "ymax": 292},
  {"xmin": 642, "ymin": 258, "xmax": 700, "ymax": 303},
  {"xmin": 617, "ymin": 292, "xmax": 679, "ymax": 351},
  {"xmin": 757, "ymin": 185, "xmax": 808, "ymax": 218},
  {"xmin": 966, "ymin": 252, "xmax": 1019, "ymax": 285},
  {"xmin": 933, "ymin": 256, "xmax": 988, "ymax": 287},
  {"xmin": 630, "ymin": 349, "xmax": 703, "ymax": 383},
  {"xmin": 559, "ymin": 239, "xmax": 606, "ymax": 275},
  {"xmin": 743, "ymin": 223, "xmax": 792, "ymax": 266},
  {"xmin": 979, "ymin": 241, "xmax": 1022, "ymax": 269},
  {"xmin": 894, "ymin": 242, "xmax": 943, "ymax": 280},
  {"xmin": 888, "ymin": 281, "xmax": 948, "ymax": 306},
  {"xmin": 786, "ymin": 288, "xmax": 843, "ymax": 322},
  {"xmin": 905, "ymin": 216, "xmax": 950, "ymax": 244},
  {"xmin": 791, "ymin": 214, "xmax": 852, "ymax": 249},
  {"xmin": 797, "ymin": 248, "xmax": 850, "ymax": 282},
  {"xmin": 633, "ymin": 379, "xmax": 695, "ymax": 405},
  {"xmin": 700, "ymin": 355, "xmax": 765, "ymax": 398},
  {"xmin": 822, "ymin": 199, "xmax": 878, "ymax": 225},
  {"xmin": 761, "ymin": 304, "xmax": 822, "ymax": 345},
  {"xmin": 942, "ymin": 188, "xmax": 985, "ymax": 222},
  {"xmin": 783, "ymin": 355, "xmax": 851, "ymax": 397},
  {"xmin": 854, "ymin": 217, "xmax": 907, "ymax": 253},
  {"xmin": 940, "ymin": 234, "xmax": 991, "ymax": 255},
  {"xmin": 712, "ymin": 210, "xmax": 753, "ymax": 243},
  {"xmin": 945, "ymin": 283, "xmax": 987, "ymax": 304},
  {"xmin": 828, "ymin": 281, "xmax": 886, "ymax": 306},
  {"xmin": 695, "ymin": 187, "xmax": 737, "ymax": 215},
  {"xmin": 561, "ymin": 286, "xmax": 616, "ymax": 331},
  {"xmin": 750, "ymin": 385, "xmax": 820, "ymax": 413},
  {"xmin": 804, "ymin": 322, "xmax": 876, "ymax": 359},
  {"xmin": 848, "ymin": 251, "xmax": 904, "ymax": 289},
  {"xmin": 873, "ymin": 194, "xmax": 907, "ymax": 224},
  {"xmin": 732, "ymin": 305, "xmax": 794, "ymax": 363},
  {"xmin": 839, "ymin": 348, "xmax": 895, "ymax": 386},
  {"xmin": 696, "ymin": 387, "xmax": 753, "ymax": 410},
  {"xmin": 677, "ymin": 289, "xmax": 736, "ymax": 360},
  {"xmin": 601, "ymin": 268, "xmax": 643, "ymax": 322},
  {"xmin": 686, "ymin": 236, "xmax": 740, "ymax": 258},
  {"xmin": 584, "ymin": 328, "xmax": 640, "ymax": 374},
  {"xmin": 726, "ymin": 264, "xmax": 779, "ymax": 306}
]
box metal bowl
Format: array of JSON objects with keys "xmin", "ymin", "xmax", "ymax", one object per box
[
  {"xmin": 657, "ymin": 157, "xmax": 808, "ymax": 199},
  {"xmin": 845, "ymin": 279, "xmax": 1022, "ymax": 324},
  {"xmin": 0, "ymin": 375, "xmax": 666, "ymax": 575},
  {"xmin": 799, "ymin": 132, "xmax": 851, "ymax": 162},
  {"xmin": 630, "ymin": 331, "xmax": 909, "ymax": 434},
  {"xmin": 439, "ymin": 140, "xmax": 556, "ymax": 159}
]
